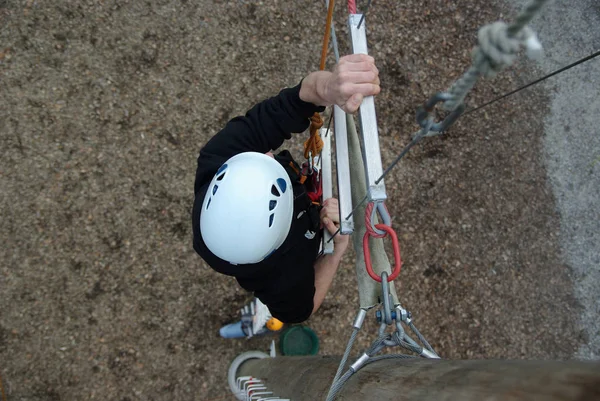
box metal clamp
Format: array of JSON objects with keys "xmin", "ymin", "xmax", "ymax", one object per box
[
  {"xmin": 380, "ymin": 271, "xmax": 393, "ymax": 325},
  {"xmin": 416, "ymin": 92, "xmax": 466, "ymax": 137}
]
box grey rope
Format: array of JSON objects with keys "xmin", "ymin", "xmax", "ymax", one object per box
[
  {"xmin": 326, "ymin": 327, "xmax": 359, "ymax": 400},
  {"xmin": 444, "ymin": 0, "xmax": 548, "ymax": 111},
  {"xmin": 327, "ymin": 338, "xmax": 419, "ymax": 400},
  {"xmin": 327, "ymin": 370, "xmax": 354, "ymax": 401},
  {"xmin": 326, "ymin": 0, "xmax": 552, "ymax": 236},
  {"xmin": 326, "ymin": 307, "xmax": 439, "ymax": 400},
  {"xmin": 408, "ymin": 321, "xmax": 437, "ymax": 355},
  {"xmin": 326, "ymin": 355, "xmax": 417, "ymax": 400},
  {"xmin": 327, "ymin": 334, "xmax": 388, "ymax": 401},
  {"xmin": 507, "ymin": 0, "xmax": 549, "ymax": 37},
  {"xmin": 465, "ymin": 49, "xmax": 600, "ymax": 116},
  {"xmin": 365, "ymin": 353, "xmax": 417, "ymax": 364}
]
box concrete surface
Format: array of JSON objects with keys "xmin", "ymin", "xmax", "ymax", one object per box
[{"xmin": 508, "ymin": 0, "xmax": 600, "ymax": 359}]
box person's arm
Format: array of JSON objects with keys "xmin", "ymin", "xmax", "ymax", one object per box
[
  {"xmin": 194, "ymin": 84, "xmax": 324, "ymax": 194},
  {"xmin": 312, "ymin": 245, "xmax": 347, "ymax": 314},
  {"xmin": 312, "ymin": 198, "xmax": 351, "ymax": 314},
  {"xmin": 194, "ymin": 54, "xmax": 380, "ymax": 193}
]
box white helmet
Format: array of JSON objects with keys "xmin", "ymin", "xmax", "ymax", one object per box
[{"xmin": 200, "ymin": 152, "xmax": 294, "ymax": 264}]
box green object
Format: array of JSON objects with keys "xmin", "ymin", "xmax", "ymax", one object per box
[{"xmin": 279, "ymin": 325, "xmax": 319, "ymax": 356}]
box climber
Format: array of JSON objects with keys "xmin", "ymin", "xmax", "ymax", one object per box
[{"xmin": 192, "ymin": 54, "xmax": 380, "ymax": 323}]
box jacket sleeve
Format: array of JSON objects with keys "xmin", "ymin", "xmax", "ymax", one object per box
[{"xmin": 193, "ymin": 81, "xmax": 325, "ymax": 194}]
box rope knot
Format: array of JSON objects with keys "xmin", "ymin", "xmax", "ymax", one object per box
[
  {"xmin": 310, "ymin": 114, "xmax": 324, "ymax": 129},
  {"xmin": 474, "ymin": 21, "xmax": 539, "ymax": 77},
  {"xmin": 303, "ymin": 112, "xmax": 324, "ymax": 160}
]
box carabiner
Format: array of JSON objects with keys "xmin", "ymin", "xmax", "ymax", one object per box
[{"xmin": 416, "ymin": 92, "xmax": 466, "ymax": 136}]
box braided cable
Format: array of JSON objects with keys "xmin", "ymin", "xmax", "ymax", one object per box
[
  {"xmin": 326, "ymin": 328, "xmax": 359, "ymax": 400},
  {"xmin": 326, "ymin": 370, "xmax": 354, "ymax": 401},
  {"xmin": 408, "ymin": 321, "xmax": 437, "ymax": 355}
]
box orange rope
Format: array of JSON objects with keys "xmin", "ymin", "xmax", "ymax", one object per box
[
  {"xmin": 303, "ymin": 114, "xmax": 324, "ymax": 159},
  {"xmin": 320, "ymin": 0, "xmax": 336, "ymax": 71},
  {"xmin": 304, "ymin": 0, "xmax": 336, "ymax": 162}
]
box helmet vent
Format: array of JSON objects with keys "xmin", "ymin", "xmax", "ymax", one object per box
[
  {"xmin": 206, "ymin": 197, "xmax": 212, "ymax": 210},
  {"xmin": 269, "ymin": 200, "xmax": 277, "ymax": 211},
  {"xmin": 212, "ymin": 185, "xmax": 218, "ymax": 195},
  {"xmin": 271, "ymin": 185, "xmax": 280, "ymax": 197},
  {"xmin": 269, "ymin": 213, "xmax": 274, "ymax": 227},
  {"xmin": 216, "ymin": 164, "xmax": 228, "ymax": 181},
  {"xmin": 276, "ymin": 178, "xmax": 287, "ymax": 193}
]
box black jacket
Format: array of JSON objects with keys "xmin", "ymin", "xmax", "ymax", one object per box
[{"xmin": 192, "ymin": 82, "xmax": 325, "ymax": 323}]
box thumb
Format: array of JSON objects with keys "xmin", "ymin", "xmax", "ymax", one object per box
[{"xmin": 345, "ymin": 93, "xmax": 363, "ymax": 114}]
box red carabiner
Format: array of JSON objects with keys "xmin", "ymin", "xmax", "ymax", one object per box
[{"xmin": 363, "ymin": 224, "xmax": 402, "ymax": 282}]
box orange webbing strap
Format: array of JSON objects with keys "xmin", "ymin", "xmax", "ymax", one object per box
[{"xmin": 303, "ymin": 0, "xmax": 336, "ymax": 161}]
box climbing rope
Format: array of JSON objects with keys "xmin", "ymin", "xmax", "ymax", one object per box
[
  {"xmin": 327, "ymin": 0, "xmax": 552, "ymax": 213},
  {"xmin": 464, "ymin": 49, "xmax": 600, "ymax": 116},
  {"xmin": 319, "ymin": 0, "xmax": 336, "ymax": 72},
  {"xmin": 303, "ymin": 0, "xmax": 337, "ymax": 163},
  {"xmin": 443, "ymin": 0, "xmax": 548, "ymax": 111},
  {"xmin": 303, "ymin": 114, "xmax": 324, "ymax": 160}
]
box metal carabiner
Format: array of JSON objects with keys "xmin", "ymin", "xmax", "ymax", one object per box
[
  {"xmin": 380, "ymin": 271, "xmax": 393, "ymax": 325},
  {"xmin": 369, "ymin": 201, "xmax": 392, "ymax": 237},
  {"xmin": 416, "ymin": 92, "xmax": 466, "ymax": 136}
]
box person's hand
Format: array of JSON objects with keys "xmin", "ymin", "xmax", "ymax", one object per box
[
  {"xmin": 320, "ymin": 198, "xmax": 350, "ymax": 252},
  {"xmin": 321, "ymin": 54, "xmax": 380, "ymax": 114}
]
